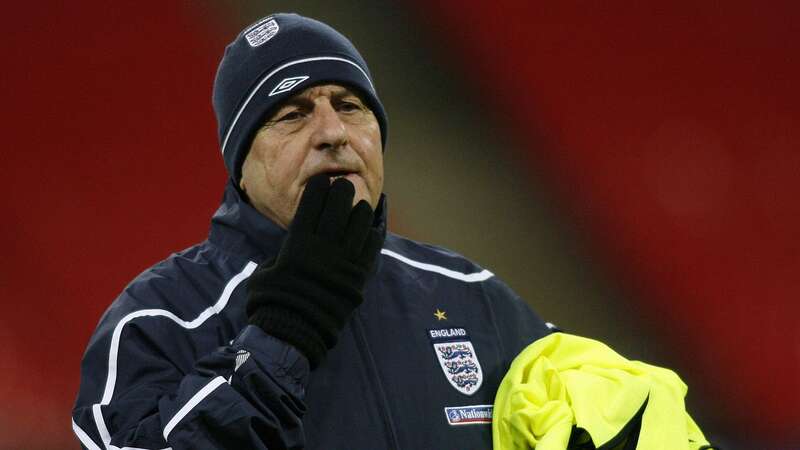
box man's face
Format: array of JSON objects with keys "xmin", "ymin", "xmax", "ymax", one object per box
[{"xmin": 239, "ymin": 84, "xmax": 384, "ymax": 229}]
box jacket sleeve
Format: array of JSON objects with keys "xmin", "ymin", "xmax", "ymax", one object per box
[{"xmin": 72, "ymin": 321, "xmax": 309, "ymax": 450}]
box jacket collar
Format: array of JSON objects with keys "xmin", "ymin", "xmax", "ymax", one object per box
[{"xmin": 209, "ymin": 179, "xmax": 388, "ymax": 263}]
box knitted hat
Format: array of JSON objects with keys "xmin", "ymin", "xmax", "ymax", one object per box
[{"xmin": 212, "ymin": 13, "xmax": 388, "ymax": 184}]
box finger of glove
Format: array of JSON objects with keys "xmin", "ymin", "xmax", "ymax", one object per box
[
  {"xmin": 356, "ymin": 228, "xmax": 384, "ymax": 269},
  {"xmin": 343, "ymin": 200, "xmax": 375, "ymax": 258},
  {"xmin": 316, "ymin": 178, "xmax": 355, "ymax": 243},
  {"xmin": 290, "ymin": 174, "xmax": 331, "ymax": 234}
]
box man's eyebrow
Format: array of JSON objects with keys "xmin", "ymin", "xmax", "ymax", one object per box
[
  {"xmin": 276, "ymin": 96, "xmax": 314, "ymax": 110},
  {"xmin": 330, "ymin": 89, "xmax": 364, "ymax": 103}
]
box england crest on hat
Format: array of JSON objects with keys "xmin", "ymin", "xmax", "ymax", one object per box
[{"xmin": 428, "ymin": 327, "xmax": 483, "ymax": 395}]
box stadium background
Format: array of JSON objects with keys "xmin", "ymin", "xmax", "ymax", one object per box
[{"xmin": 2, "ymin": 1, "xmax": 798, "ymax": 448}]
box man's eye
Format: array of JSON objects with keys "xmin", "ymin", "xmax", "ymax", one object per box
[
  {"xmin": 278, "ymin": 111, "xmax": 304, "ymax": 121},
  {"xmin": 338, "ymin": 101, "xmax": 362, "ymax": 112}
]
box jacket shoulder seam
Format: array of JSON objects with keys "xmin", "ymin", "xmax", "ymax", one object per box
[{"xmin": 380, "ymin": 248, "xmax": 493, "ymax": 283}]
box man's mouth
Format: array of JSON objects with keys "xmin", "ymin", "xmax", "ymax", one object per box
[{"xmin": 323, "ymin": 170, "xmax": 356, "ymax": 182}]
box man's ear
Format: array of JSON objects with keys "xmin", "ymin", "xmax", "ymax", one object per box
[
  {"xmin": 237, "ymin": 157, "xmax": 251, "ymax": 203},
  {"xmin": 239, "ymin": 156, "xmax": 251, "ymax": 193}
]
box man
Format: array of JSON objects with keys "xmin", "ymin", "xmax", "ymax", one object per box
[{"xmin": 72, "ymin": 13, "xmax": 551, "ymax": 449}]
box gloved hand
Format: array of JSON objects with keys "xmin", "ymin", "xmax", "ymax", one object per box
[{"xmin": 246, "ymin": 174, "xmax": 384, "ymax": 368}]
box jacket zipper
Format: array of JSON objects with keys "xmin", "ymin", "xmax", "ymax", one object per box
[{"xmin": 351, "ymin": 313, "xmax": 402, "ymax": 450}]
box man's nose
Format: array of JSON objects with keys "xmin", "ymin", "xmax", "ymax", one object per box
[{"xmin": 309, "ymin": 102, "xmax": 347, "ymax": 151}]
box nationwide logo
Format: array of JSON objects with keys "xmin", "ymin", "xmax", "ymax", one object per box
[
  {"xmin": 269, "ymin": 76, "xmax": 310, "ymax": 97},
  {"xmin": 444, "ymin": 405, "xmax": 493, "ymax": 426},
  {"xmin": 244, "ymin": 18, "xmax": 279, "ymax": 47},
  {"xmin": 428, "ymin": 327, "xmax": 483, "ymax": 395}
]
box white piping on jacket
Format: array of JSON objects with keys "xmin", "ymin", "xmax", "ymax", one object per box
[
  {"xmin": 163, "ymin": 376, "xmax": 227, "ymax": 440},
  {"xmin": 90, "ymin": 261, "xmax": 257, "ymax": 449},
  {"xmin": 380, "ymin": 249, "xmax": 494, "ymax": 282}
]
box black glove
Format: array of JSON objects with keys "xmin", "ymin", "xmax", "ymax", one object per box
[{"xmin": 246, "ymin": 174, "xmax": 384, "ymax": 368}]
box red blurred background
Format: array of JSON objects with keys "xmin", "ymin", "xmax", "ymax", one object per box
[{"xmin": 2, "ymin": 2, "xmax": 797, "ymax": 448}]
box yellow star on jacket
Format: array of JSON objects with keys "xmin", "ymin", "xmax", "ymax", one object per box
[{"xmin": 434, "ymin": 309, "xmax": 447, "ymax": 321}]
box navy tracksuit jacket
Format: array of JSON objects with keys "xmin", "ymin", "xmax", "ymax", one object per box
[{"xmin": 72, "ymin": 181, "xmax": 552, "ymax": 449}]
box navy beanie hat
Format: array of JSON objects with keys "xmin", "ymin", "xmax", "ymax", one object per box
[{"xmin": 213, "ymin": 13, "xmax": 388, "ymax": 184}]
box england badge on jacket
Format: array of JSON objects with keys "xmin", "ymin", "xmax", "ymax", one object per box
[{"xmin": 428, "ymin": 327, "xmax": 483, "ymax": 395}]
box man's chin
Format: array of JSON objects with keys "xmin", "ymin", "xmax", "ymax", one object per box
[
  {"xmin": 330, "ymin": 175, "xmax": 374, "ymax": 208},
  {"xmin": 352, "ymin": 190, "xmax": 375, "ymax": 208}
]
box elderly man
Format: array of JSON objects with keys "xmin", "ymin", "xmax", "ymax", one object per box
[
  {"xmin": 73, "ymin": 12, "xmax": 717, "ymax": 450},
  {"xmin": 71, "ymin": 13, "xmax": 551, "ymax": 449}
]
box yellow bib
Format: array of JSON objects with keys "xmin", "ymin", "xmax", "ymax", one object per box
[{"xmin": 492, "ymin": 333, "xmax": 710, "ymax": 450}]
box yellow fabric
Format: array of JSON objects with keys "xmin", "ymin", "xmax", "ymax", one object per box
[{"xmin": 492, "ymin": 333, "xmax": 709, "ymax": 450}]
